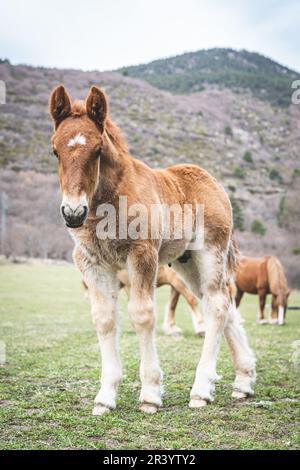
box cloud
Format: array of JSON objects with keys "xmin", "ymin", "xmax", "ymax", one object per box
[{"xmin": 0, "ymin": 0, "xmax": 299, "ymax": 71}]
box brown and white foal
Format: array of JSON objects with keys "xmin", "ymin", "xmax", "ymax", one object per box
[{"xmin": 49, "ymin": 85, "xmax": 256, "ymax": 415}]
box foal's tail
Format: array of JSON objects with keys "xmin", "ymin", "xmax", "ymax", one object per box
[
  {"xmin": 227, "ymin": 238, "xmax": 240, "ymax": 303},
  {"xmin": 227, "ymin": 238, "xmax": 239, "ymax": 278}
]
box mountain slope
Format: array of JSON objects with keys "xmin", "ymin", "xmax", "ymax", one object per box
[
  {"xmin": 118, "ymin": 48, "xmax": 300, "ymax": 107},
  {"xmin": 0, "ymin": 54, "xmax": 299, "ymax": 284}
]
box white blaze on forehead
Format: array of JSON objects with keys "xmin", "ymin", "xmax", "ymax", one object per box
[{"xmin": 67, "ymin": 133, "xmax": 87, "ymax": 147}]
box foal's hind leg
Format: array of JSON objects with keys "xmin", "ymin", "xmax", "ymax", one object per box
[
  {"xmin": 224, "ymin": 306, "xmax": 256, "ymax": 399},
  {"xmin": 174, "ymin": 250, "xmax": 230, "ymax": 406},
  {"xmin": 189, "ymin": 289, "xmax": 229, "ymax": 406},
  {"xmin": 127, "ymin": 245, "xmax": 163, "ymax": 413}
]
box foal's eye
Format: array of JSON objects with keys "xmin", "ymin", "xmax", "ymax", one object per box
[{"xmin": 53, "ymin": 148, "xmax": 59, "ymax": 159}]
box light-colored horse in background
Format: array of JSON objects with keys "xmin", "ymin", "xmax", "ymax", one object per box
[
  {"xmin": 118, "ymin": 265, "xmax": 205, "ymax": 336},
  {"xmin": 83, "ymin": 265, "xmax": 205, "ymax": 336}
]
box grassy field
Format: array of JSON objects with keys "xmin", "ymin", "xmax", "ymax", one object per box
[{"xmin": 0, "ymin": 263, "xmax": 299, "ymax": 450}]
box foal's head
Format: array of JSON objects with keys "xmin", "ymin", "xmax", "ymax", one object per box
[{"xmin": 49, "ymin": 85, "xmax": 108, "ymax": 228}]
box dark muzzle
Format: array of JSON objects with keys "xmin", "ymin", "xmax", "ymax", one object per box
[{"xmin": 61, "ymin": 204, "xmax": 88, "ymax": 228}]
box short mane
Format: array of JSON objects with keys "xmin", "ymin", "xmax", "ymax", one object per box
[
  {"xmin": 105, "ymin": 118, "xmax": 129, "ymax": 155},
  {"xmin": 71, "ymin": 100, "xmax": 86, "ymax": 118}
]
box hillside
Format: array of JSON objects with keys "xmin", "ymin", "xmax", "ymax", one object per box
[
  {"xmin": 0, "ymin": 50, "xmax": 300, "ymax": 285},
  {"xmin": 119, "ymin": 48, "xmax": 300, "ymax": 107}
]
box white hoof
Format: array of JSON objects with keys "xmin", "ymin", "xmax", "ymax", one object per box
[
  {"xmin": 189, "ymin": 397, "xmax": 208, "ymax": 408},
  {"xmin": 269, "ymin": 318, "xmax": 278, "ymax": 325},
  {"xmin": 194, "ymin": 323, "xmax": 206, "ymax": 337},
  {"xmin": 232, "ymin": 390, "xmax": 248, "ymax": 399},
  {"xmin": 257, "ymin": 319, "xmax": 268, "ymax": 325},
  {"xmin": 191, "ymin": 309, "xmax": 205, "ymax": 336},
  {"xmin": 163, "ymin": 323, "xmax": 182, "ymax": 337},
  {"xmin": 92, "ymin": 404, "xmax": 111, "ymax": 416},
  {"xmin": 139, "ymin": 403, "xmax": 159, "ymax": 414}
]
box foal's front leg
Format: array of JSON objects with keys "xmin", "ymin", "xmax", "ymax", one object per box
[
  {"xmin": 84, "ymin": 267, "xmax": 122, "ymax": 415},
  {"xmin": 127, "ymin": 247, "xmax": 163, "ymax": 413}
]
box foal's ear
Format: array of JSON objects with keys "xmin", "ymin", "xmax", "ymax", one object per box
[
  {"xmin": 86, "ymin": 86, "xmax": 108, "ymax": 130},
  {"xmin": 49, "ymin": 85, "xmax": 72, "ymax": 129}
]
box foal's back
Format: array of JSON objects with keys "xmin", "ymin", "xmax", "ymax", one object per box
[{"xmin": 155, "ymin": 163, "xmax": 232, "ymax": 244}]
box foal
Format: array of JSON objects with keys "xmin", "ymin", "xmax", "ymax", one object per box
[{"xmin": 49, "ymin": 85, "xmax": 255, "ymax": 414}]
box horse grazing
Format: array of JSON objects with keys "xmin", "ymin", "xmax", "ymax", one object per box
[
  {"xmin": 235, "ymin": 255, "xmax": 290, "ymax": 325},
  {"xmin": 49, "ymin": 85, "xmax": 255, "ymax": 414},
  {"xmin": 118, "ymin": 265, "xmax": 205, "ymax": 336}
]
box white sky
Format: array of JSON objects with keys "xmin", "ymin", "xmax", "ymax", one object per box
[{"xmin": 1, "ymin": 0, "xmax": 299, "ymax": 72}]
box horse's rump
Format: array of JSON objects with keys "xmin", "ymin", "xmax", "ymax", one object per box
[{"xmin": 266, "ymin": 256, "xmax": 289, "ymax": 295}]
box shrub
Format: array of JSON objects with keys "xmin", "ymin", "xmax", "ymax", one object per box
[
  {"xmin": 224, "ymin": 125, "xmax": 233, "ymax": 137},
  {"xmin": 230, "ymin": 196, "xmax": 245, "ymax": 231},
  {"xmin": 292, "ymin": 248, "xmax": 300, "ymax": 255},
  {"xmin": 277, "ymin": 196, "xmax": 287, "ymax": 228},
  {"xmin": 233, "ymin": 167, "xmax": 246, "ymax": 178},
  {"xmin": 251, "ymin": 219, "xmax": 266, "ymax": 236},
  {"xmin": 243, "ymin": 150, "xmax": 253, "ymax": 163},
  {"xmin": 292, "ymin": 168, "xmax": 300, "ymax": 179},
  {"xmin": 269, "ymin": 168, "xmax": 282, "ymax": 181}
]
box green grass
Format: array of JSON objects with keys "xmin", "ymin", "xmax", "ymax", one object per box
[{"xmin": 0, "ymin": 263, "xmax": 299, "ymax": 450}]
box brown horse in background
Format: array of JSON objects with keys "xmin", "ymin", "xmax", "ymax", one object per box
[{"xmin": 235, "ymin": 255, "xmax": 290, "ymax": 325}]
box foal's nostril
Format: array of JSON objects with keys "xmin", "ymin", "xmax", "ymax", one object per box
[
  {"xmin": 61, "ymin": 206, "xmax": 66, "ymax": 218},
  {"xmin": 82, "ymin": 206, "xmax": 88, "ymax": 218}
]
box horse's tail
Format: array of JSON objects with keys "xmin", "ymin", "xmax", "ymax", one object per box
[{"xmin": 266, "ymin": 256, "xmax": 288, "ymax": 294}]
